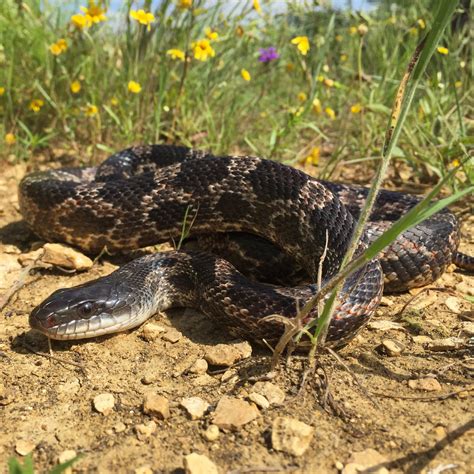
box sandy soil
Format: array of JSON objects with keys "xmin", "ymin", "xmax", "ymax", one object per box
[{"xmin": 0, "ymin": 156, "xmax": 473, "ymax": 474}]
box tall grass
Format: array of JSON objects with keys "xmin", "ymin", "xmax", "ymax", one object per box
[{"xmin": 0, "ymin": 0, "xmax": 472, "ymax": 185}]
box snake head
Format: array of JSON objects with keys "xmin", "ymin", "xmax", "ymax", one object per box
[{"xmin": 29, "ymin": 276, "xmax": 139, "ymax": 340}]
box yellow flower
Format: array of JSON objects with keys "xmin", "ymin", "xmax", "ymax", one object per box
[
  {"xmin": 454, "ymin": 81, "xmax": 462, "ymax": 88},
  {"xmin": 49, "ymin": 38, "xmax": 67, "ymax": 56},
  {"xmin": 110, "ymin": 97, "xmax": 119, "ymax": 106},
  {"xmin": 0, "ymin": 86, "xmax": 5, "ymax": 96},
  {"xmin": 205, "ymin": 27, "xmax": 218, "ymax": 41},
  {"xmin": 349, "ymin": 26, "xmax": 357, "ymax": 35},
  {"xmin": 460, "ymin": 60, "xmax": 466, "ymax": 68},
  {"xmin": 85, "ymin": 104, "xmax": 98, "ymax": 116},
  {"xmin": 409, "ymin": 27, "xmax": 418, "ymax": 36},
  {"xmin": 351, "ymin": 103, "xmax": 362, "ymax": 114},
  {"xmin": 323, "ymin": 78, "xmax": 334, "ymax": 88},
  {"xmin": 322, "ymin": 64, "xmax": 330, "ymax": 73},
  {"xmin": 303, "ymin": 147, "xmax": 320, "ymax": 167},
  {"xmin": 29, "ymin": 99, "xmax": 44, "ymax": 113},
  {"xmin": 5, "ymin": 133, "xmax": 16, "ymax": 145},
  {"xmin": 417, "ymin": 19, "xmax": 426, "ymax": 29},
  {"xmin": 130, "ymin": 9, "xmax": 155, "ymax": 30},
  {"xmin": 387, "ymin": 16, "xmax": 396, "ymax": 25},
  {"xmin": 297, "ymin": 92, "xmax": 307, "ymax": 102},
  {"xmin": 312, "ymin": 98, "xmax": 322, "ymax": 114},
  {"xmin": 80, "ymin": 2, "xmax": 107, "ymax": 24},
  {"xmin": 325, "ymin": 107, "xmax": 336, "ymax": 120},
  {"xmin": 291, "ymin": 36, "xmax": 310, "ymax": 56},
  {"xmin": 316, "ymin": 75, "xmax": 324, "ymax": 82},
  {"xmin": 437, "ymin": 47, "xmax": 449, "ymax": 55},
  {"xmin": 178, "ymin": 0, "xmax": 193, "ymax": 9},
  {"xmin": 167, "ymin": 49, "xmax": 185, "ymax": 61},
  {"xmin": 253, "ymin": 0, "xmax": 262, "ymax": 14},
  {"xmin": 128, "ymin": 80, "xmax": 142, "ymax": 93},
  {"xmin": 70, "ymin": 81, "xmax": 81, "ymax": 94},
  {"xmin": 340, "ymin": 53, "xmax": 348, "ymax": 62},
  {"xmin": 71, "ymin": 13, "xmax": 91, "ymax": 29},
  {"xmin": 451, "ymin": 159, "xmax": 460, "ymax": 168},
  {"xmin": 191, "ymin": 39, "xmax": 215, "ymax": 61},
  {"xmin": 240, "ymin": 68, "xmax": 251, "ymax": 81},
  {"xmin": 335, "ymin": 34, "xmax": 343, "ymax": 42},
  {"xmin": 357, "ymin": 24, "xmax": 368, "ymax": 36}
]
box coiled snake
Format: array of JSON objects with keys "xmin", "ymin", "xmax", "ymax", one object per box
[{"xmin": 19, "ymin": 145, "xmax": 473, "ymax": 346}]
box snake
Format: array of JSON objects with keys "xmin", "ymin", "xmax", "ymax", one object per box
[{"xmin": 19, "ymin": 145, "xmax": 473, "ymax": 346}]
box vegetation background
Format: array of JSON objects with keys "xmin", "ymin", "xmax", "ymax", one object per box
[{"xmin": 0, "ymin": 0, "xmax": 472, "ymax": 188}]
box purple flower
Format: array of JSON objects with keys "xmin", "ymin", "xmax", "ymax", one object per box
[{"xmin": 258, "ymin": 47, "xmax": 279, "ymax": 63}]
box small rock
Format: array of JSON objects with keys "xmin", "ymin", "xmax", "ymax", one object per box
[
  {"xmin": 141, "ymin": 323, "xmax": 166, "ymax": 342},
  {"xmin": 379, "ymin": 297, "xmax": 394, "ymax": 307},
  {"xmin": 134, "ymin": 466, "xmax": 153, "ymax": 474},
  {"xmin": 57, "ymin": 450, "xmax": 77, "ymax": 474},
  {"xmin": 162, "ymin": 328, "xmax": 182, "ymax": 343},
  {"xmin": 412, "ymin": 335, "xmax": 432, "ymax": 345},
  {"xmin": 248, "ymin": 392, "xmax": 270, "ymax": 410},
  {"xmin": 204, "ymin": 341, "xmax": 252, "ymax": 367},
  {"xmin": 460, "ymin": 322, "xmax": 474, "ymax": 337},
  {"xmin": 445, "ymin": 296, "xmax": 462, "ymax": 314},
  {"xmin": 143, "ymin": 393, "xmax": 170, "ymax": 419},
  {"xmin": 367, "ymin": 320, "xmax": 404, "ymax": 331},
  {"xmin": 181, "ymin": 397, "xmax": 210, "ymax": 420},
  {"xmin": 221, "ymin": 369, "xmax": 238, "ymax": 383},
  {"xmin": 271, "ymin": 416, "xmax": 314, "ymax": 456},
  {"xmin": 15, "ymin": 439, "xmax": 36, "ymax": 456},
  {"xmin": 141, "ymin": 372, "xmax": 157, "ymax": 385},
  {"xmin": 213, "ymin": 396, "xmax": 259, "ymax": 429},
  {"xmin": 189, "ymin": 358, "xmax": 208, "ymax": 374},
  {"xmin": 184, "ymin": 453, "xmax": 219, "ymax": 474},
  {"xmin": 93, "ymin": 393, "xmax": 115, "ymax": 415},
  {"xmin": 433, "ymin": 425, "xmax": 447, "ymax": 441},
  {"xmin": 251, "ymin": 381, "xmax": 285, "ymax": 406},
  {"xmin": 426, "ymin": 337, "xmax": 464, "ymax": 352},
  {"xmin": 381, "ymin": 339, "xmax": 405, "ymax": 357},
  {"xmin": 135, "ymin": 420, "xmax": 157, "ymax": 440},
  {"xmin": 203, "ymin": 424, "xmax": 220, "ymax": 441},
  {"xmin": 342, "ymin": 448, "xmax": 389, "ymax": 474},
  {"xmin": 113, "ymin": 421, "xmax": 126, "ymax": 433},
  {"xmin": 334, "ymin": 460, "xmax": 344, "ymax": 471},
  {"xmin": 42, "ymin": 243, "xmax": 93, "ymax": 271},
  {"xmin": 408, "ymin": 378, "xmax": 442, "ymax": 392}
]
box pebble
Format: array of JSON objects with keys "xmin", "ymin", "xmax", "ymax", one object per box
[
  {"xmin": 93, "ymin": 393, "xmax": 115, "ymax": 415},
  {"xmin": 141, "ymin": 323, "xmax": 166, "ymax": 342},
  {"xmin": 433, "ymin": 425, "xmax": 447, "ymax": 441},
  {"xmin": 135, "ymin": 420, "xmax": 157, "ymax": 440},
  {"xmin": 426, "ymin": 337, "xmax": 464, "ymax": 352},
  {"xmin": 251, "ymin": 381, "xmax": 285, "ymax": 406},
  {"xmin": 271, "ymin": 416, "xmax": 314, "ymax": 456},
  {"xmin": 408, "ymin": 377, "xmax": 442, "ymax": 392},
  {"xmin": 143, "ymin": 393, "xmax": 170, "ymax": 419},
  {"xmin": 184, "ymin": 453, "xmax": 219, "ymax": 474},
  {"xmin": 367, "ymin": 320, "xmax": 404, "ymax": 331},
  {"xmin": 203, "ymin": 424, "xmax": 220, "ymax": 441},
  {"xmin": 15, "ymin": 439, "xmax": 36, "ymax": 456},
  {"xmin": 42, "ymin": 243, "xmax": 93, "ymax": 270},
  {"xmin": 134, "ymin": 466, "xmax": 153, "ymax": 474},
  {"xmin": 248, "ymin": 392, "xmax": 270, "ymax": 410},
  {"xmin": 204, "ymin": 341, "xmax": 252, "ymax": 366},
  {"xmin": 189, "ymin": 358, "xmax": 208, "ymax": 374},
  {"xmin": 444, "ymin": 296, "xmax": 462, "ymax": 314},
  {"xmin": 162, "ymin": 328, "xmax": 182, "ymax": 343},
  {"xmin": 342, "ymin": 448, "xmax": 389, "ymax": 474},
  {"xmin": 180, "ymin": 397, "xmax": 210, "ymax": 420},
  {"xmin": 213, "ymin": 396, "xmax": 259, "ymax": 429},
  {"xmin": 381, "ymin": 339, "xmax": 405, "ymax": 357},
  {"xmin": 113, "ymin": 421, "xmax": 126, "ymax": 433},
  {"xmin": 221, "ymin": 369, "xmax": 238, "ymax": 383},
  {"xmin": 412, "ymin": 335, "xmax": 432, "ymax": 345},
  {"xmin": 57, "ymin": 450, "xmax": 77, "ymax": 474},
  {"xmin": 379, "ymin": 297, "xmax": 394, "ymax": 306},
  {"xmin": 460, "ymin": 322, "xmax": 474, "ymax": 336}
]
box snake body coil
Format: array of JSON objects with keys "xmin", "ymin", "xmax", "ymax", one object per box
[{"xmin": 19, "ymin": 145, "xmax": 472, "ymax": 345}]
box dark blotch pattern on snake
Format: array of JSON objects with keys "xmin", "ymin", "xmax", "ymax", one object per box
[{"xmin": 19, "ymin": 145, "xmax": 473, "ymax": 346}]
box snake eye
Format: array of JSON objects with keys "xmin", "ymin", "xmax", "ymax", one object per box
[{"xmin": 78, "ymin": 302, "xmax": 95, "ymax": 318}]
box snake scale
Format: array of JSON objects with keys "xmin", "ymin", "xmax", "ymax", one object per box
[{"xmin": 19, "ymin": 145, "xmax": 473, "ymax": 346}]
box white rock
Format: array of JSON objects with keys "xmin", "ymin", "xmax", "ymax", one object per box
[
  {"xmin": 162, "ymin": 328, "xmax": 182, "ymax": 343},
  {"xmin": 181, "ymin": 397, "xmax": 210, "ymax": 420},
  {"xmin": 444, "ymin": 296, "xmax": 462, "ymax": 314},
  {"xmin": 460, "ymin": 322, "xmax": 474, "ymax": 336},
  {"xmin": 57, "ymin": 450, "xmax": 77, "ymax": 474},
  {"xmin": 381, "ymin": 339, "xmax": 405, "ymax": 357},
  {"xmin": 203, "ymin": 424, "xmax": 220, "ymax": 441},
  {"xmin": 426, "ymin": 337, "xmax": 464, "ymax": 352},
  {"xmin": 271, "ymin": 417, "xmax": 314, "ymax": 456},
  {"xmin": 42, "ymin": 243, "xmax": 93, "ymax": 270},
  {"xmin": 189, "ymin": 358, "xmax": 208, "ymax": 374},
  {"xmin": 367, "ymin": 320, "xmax": 404, "ymax": 331},
  {"xmin": 342, "ymin": 448, "xmax": 389, "ymax": 474},
  {"xmin": 408, "ymin": 378, "xmax": 442, "ymax": 392},
  {"xmin": 251, "ymin": 381, "xmax": 285, "ymax": 406},
  {"xmin": 184, "ymin": 453, "xmax": 219, "ymax": 474},
  {"xmin": 248, "ymin": 392, "xmax": 270, "ymax": 410},
  {"xmin": 141, "ymin": 323, "xmax": 167, "ymax": 341},
  {"xmin": 93, "ymin": 393, "xmax": 115, "ymax": 415},
  {"xmin": 15, "ymin": 439, "xmax": 36, "ymax": 456},
  {"xmin": 135, "ymin": 420, "xmax": 157, "ymax": 440}
]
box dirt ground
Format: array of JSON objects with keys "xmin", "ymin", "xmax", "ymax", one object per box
[{"xmin": 0, "ymin": 155, "xmax": 473, "ymax": 474}]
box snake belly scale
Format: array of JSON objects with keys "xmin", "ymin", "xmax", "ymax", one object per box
[{"xmin": 19, "ymin": 145, "xmax": 472, "ymax": 345}]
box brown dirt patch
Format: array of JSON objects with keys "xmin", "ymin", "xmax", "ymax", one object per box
[{"xmin": 1, "ymin": 160, "xmax": 473, "ymax": 473}]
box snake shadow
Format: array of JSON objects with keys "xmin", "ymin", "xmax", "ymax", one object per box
[{"xmin": 0, "ymin": 220, "xmax": 35, "ymax": 249}]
